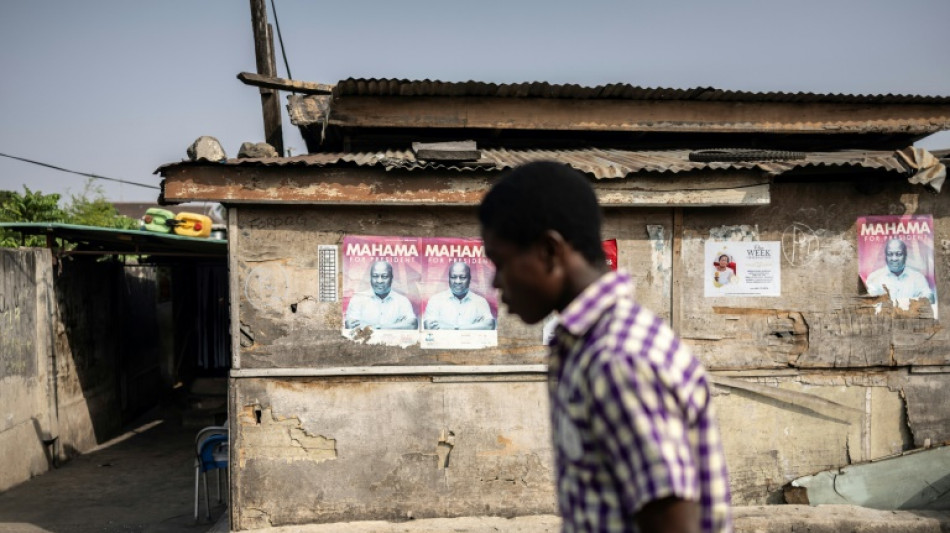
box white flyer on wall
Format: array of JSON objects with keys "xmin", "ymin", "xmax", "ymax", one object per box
[{"xmin": 704, "ymin": 241, "xmax": 781, "ymax": 297}]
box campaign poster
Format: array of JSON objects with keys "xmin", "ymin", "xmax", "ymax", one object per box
[
  {"xmin": 341, "ymin": 236, "xmax": 423, "ymax": 346},
  {"xmin": 704, "ymin": 241, "xmax": 781, "ymax": 297},
  {"xmin": 857, "ymin": 215, "xmax": 937, "ymax": 317},
  {"xmin": 420, "ymin": 238, "xmax": 498, "ymax": 349},
  {"xmin": 602, "ymin": 239, "xmax": 618, "ymax": 271}
]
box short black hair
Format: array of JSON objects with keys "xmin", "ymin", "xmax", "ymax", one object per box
[{"xmin": 478, "ymin": 161, "xmax": 605, "ymax": 265}]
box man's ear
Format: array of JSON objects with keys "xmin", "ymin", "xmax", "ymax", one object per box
[{"xmin": 537, "ymin": 230, "xmax": 569, "ymax": 273}]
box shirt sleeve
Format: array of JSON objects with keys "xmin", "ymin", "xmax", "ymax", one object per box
[
  {"xmin": 423, "ymin": 294, "xmax": 442, "ymax": 323},
  {"xmin": 588, "ymin": 350, "xmax": 700, "ymax": 514},
  {"xmin": 865, "ymin": 270, "xmax": 885, "ymax": 296},
  {"xmin": 473, "ymin": 295, "xmax": 493, "ymax": 323},
  {"xmin": 396, "ymin": 294, "xmax": 416, "ymax": 323},
  {"xmin": 913, "ymin": 271, "xmax": 934, "ymax": 301},
  {"xmin": 345, "ymin": 294, "xmax": 364, "ymax": 324}
]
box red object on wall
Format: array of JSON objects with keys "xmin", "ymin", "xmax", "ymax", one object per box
[{"xmin": 602, "ymin": 239, "xmax": 618, "ymax": 271}]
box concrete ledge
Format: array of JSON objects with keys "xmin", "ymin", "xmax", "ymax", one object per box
[
  {"xmin": 734, "ymin": 505, "xmax": 950, "ymax": 533},
  {"xmin": 243, "ymin": 515, "xmax": 560, "ymax": 532},
  {"xmin": 240, "ymin": 506, "xmax": 950, "ymax": 533}
]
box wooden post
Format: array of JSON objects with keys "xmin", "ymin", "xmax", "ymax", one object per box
[
  {"xmin": 671, "ymin": 207, "xmax": 683, "ymax": 333},
  {"xmin": 249, "ymin": 0, "xmax": 284, "ymax": 156}
]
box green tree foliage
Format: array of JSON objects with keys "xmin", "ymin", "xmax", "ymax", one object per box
[
  {"xmin": 0, "ymin": 186, "xmax": 68, "ymax": 246},
  {"xmin": 0, "ymin": 186, "xmax": 67, "ymax": 222},
  {"xmin": 0, "ymin": 180, "xmax": 139, "ymax": 247},
  {"xmin": 66, "ymin": 182, "xmax": 139, "ymax": 230}
]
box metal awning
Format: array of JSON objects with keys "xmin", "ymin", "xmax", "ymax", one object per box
[
  {"xmin": 158, "ymin": 148, "xmax": 914, "ymax": 177},
  {"xmin": 155, "ymin": 147, "xmax": 946, "ymax": 206},
  {"xmin": 0, "ymin": 223, "xmax": 227, "ymax": 258}
]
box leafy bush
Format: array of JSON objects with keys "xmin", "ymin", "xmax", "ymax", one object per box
[{"xmin": 0, "ymin": 180, "xmax": 139, "ymax": 247}]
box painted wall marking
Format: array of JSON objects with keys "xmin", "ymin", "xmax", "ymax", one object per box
[{"xmin": 782, "ymin": 223, "xmax": 820, "ymax": 266}]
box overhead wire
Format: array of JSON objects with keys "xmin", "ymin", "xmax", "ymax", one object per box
[
  {"xmin": 269, "ymin": 0, "xmax": 293, "ymax": 82},
  {"xmin": 0, "ymin": 152, "xmax": 160, "ymax": 190}
]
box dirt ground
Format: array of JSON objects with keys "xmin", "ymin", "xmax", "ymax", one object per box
[{"xmin": 0, "ymin": 407, "xmax": 226, "ymax": 533}]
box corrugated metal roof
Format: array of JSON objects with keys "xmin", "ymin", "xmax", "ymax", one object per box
[
  {"xmin": 157, "ymin": 149, "xmax": 910, "ymax": 180},
  {"xmin": 332, "ymin": 78, "xmax": 950, "ymax": 104}
]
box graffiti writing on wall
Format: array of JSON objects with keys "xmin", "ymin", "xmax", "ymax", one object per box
[{"xmin": 782, "ymin": 223, "xmax": 821, "ymax": 266}]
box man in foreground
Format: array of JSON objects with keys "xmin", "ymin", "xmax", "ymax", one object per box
[{"xmin": 479, "ymin": 161, "xmax": 731, "ymax": 533}]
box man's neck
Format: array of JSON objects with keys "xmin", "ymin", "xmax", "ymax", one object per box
[{"xmin": 557, "ymin": 257, "xmax": 609, "ymax": 312}]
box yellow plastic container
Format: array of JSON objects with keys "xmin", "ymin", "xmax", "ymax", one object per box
[{"xmin": 172, "ymin": 212, "xmax": 212, "ymax": 238}]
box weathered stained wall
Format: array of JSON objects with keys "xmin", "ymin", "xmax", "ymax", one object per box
[
  {"xmin": 714, "ymin": 371, "xmax": 913, "ymax": 504},
  {"xmin": 681, "ymin": 178, "xmax": 950, "ymax": 503},
  {"xmin": 228, "ymin": 174, "xmax": 950, "ymax": 527},
  {"xmin": 0, "ymin": 249, "xmax": 54, "ymax": 492},
  {"xmin": 231, "ymin": 376, "xmax": 554, "ymax": 530},
  {"xmin": 0, "ymin": 250, "xmax": 164, "ymax": 492},
  {"xmin": 229, "ymin": 204, "xmax": 671, "ymax": 528},
  {"xmin": 681, "ymin": 179, "xmax": 950, "ymax": 370},
  {"xmin": 233, "ymin": 205, "xmax": 672, "ymax": 368}
]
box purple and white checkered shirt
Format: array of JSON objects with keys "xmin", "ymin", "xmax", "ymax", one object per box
[{"xmin": 549, "ymin": 270, "xmax": 731, "ymax": 532}]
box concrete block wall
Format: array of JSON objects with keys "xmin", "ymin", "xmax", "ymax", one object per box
[
  {"xmin": 227, "ymin": 177, "xmax": 950, "ymax": 528},
  {"xmin": 0, "ymin": 249, "xmax": 164, "ymax": 492},
  {"xmin": 0, "ymin": 249, "xmax": 56, "ymax": 492}
]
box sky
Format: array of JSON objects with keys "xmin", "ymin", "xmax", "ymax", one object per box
[{"xmin": 2, "ymin": 0, "xmax": 950, "ymax": 204}]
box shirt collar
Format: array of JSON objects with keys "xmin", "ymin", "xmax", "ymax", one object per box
[
  {"xmin": 887, "ymin": 269, "xmax": 908, "ymax": 280},
  {"xmin": 450, "ymin": 291, "xmax": 472, "ymax": 302},
  {"xmin": 558, "ymin": 270, "xmax": 631, "ymax": 337}
]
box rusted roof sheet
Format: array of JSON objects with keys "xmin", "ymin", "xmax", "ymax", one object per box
[
  {"xmin": 331, "ymin": 78, "xmax": 950, "ymax": 104},
  {"xmin": 157, "ymin": 149, "xmax": 910, "ymax": 180}
]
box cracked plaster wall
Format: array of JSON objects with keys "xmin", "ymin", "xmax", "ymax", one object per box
[
  {"xmin": 228, "ymin": 177, "xmax": 950, "ymax": 525},
  {"xmin": 231, "ymin": 377, "xmax": 554, "ymax": 529}
]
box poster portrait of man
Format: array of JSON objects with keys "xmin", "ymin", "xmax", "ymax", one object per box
[
  {"xmin": 857, "ymin": 215, "xmax": 937, "ymax": 317},
  {"xmin": 344, "ymin": 260, "xmax": 418, "ymax": 330},
  {"xmin": 423, "ymin": 262, "xmax": 496, "ymax": 330},
  {"xmin": 341, "ymin": 236, "xmax": 423, "ymax": 346}
]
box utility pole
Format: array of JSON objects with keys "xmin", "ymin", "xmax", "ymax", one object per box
[{"xmin": 249, "ymin": 0, "xmax": 284, "ymax": 156}]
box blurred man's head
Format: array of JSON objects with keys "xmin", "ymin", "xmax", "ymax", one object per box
[
  {"xmin": 478, "ymin": 161, "xmax": 605, "ymax": 324},
  {"xmin": 370, "ymin": 261, "xmax": 393, "ymax": 298},
  {"xmin": 884, "ymin": 239, "xmax": 907, "ymax": 275},
  {"xmin": 448, "ymin": 262, "xmax": 471, "ymax": 299}
]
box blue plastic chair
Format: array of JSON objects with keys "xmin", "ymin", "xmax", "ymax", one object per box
[{"xmin": 194, "ymin": 426, "xmax": 228, "ymax": 521}]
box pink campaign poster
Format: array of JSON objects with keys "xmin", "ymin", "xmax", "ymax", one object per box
[
  {"xmin": 857, "ymin": 215, "xmax": 937, "ymax": 317},
  {"xmin": 420, "ymin": 238, "xmax": 498, "ymax": 349},
  {"xmin": 341, "ymin": 235, "xmax": 498, "ymax": 348},
  {"xmin": 341, "ymin": 236, "xmax": 424, "ymax": 346}
]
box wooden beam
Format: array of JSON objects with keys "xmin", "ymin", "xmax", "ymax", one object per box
[
  {"xmin": 317, "ymin": 95, "xmax": 950, "ymax": 135},
  {"xmin": 238, "ymin": 72, "xmax": 334, "ymax": 95},
  {"xmin": 249, "ymin": 0, "xmax": 284, "ymax": 155},
  {"xmin": 160, "ymin": 165, "xmax": 770, "ymax": 207},
  {"xmin": 229, "ymin": 207, "xmax": 241, "ymax": 369},
  {"xmin": 412, "ymin": 140, "xmax": 481, "ymax": 161}
]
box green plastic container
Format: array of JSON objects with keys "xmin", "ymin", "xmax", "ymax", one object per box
[{"xmin": 143, "ymin": 208, "xmax": 175, "ymax": 233}]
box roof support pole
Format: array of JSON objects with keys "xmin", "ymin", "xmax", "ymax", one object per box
[
  {"xmin": 249, "ymin": 0, "xmax": 284, "ymax": 156},
  {"xmin": 671, "ymin": 207, "xmax": 683, "ymax": 333}
]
